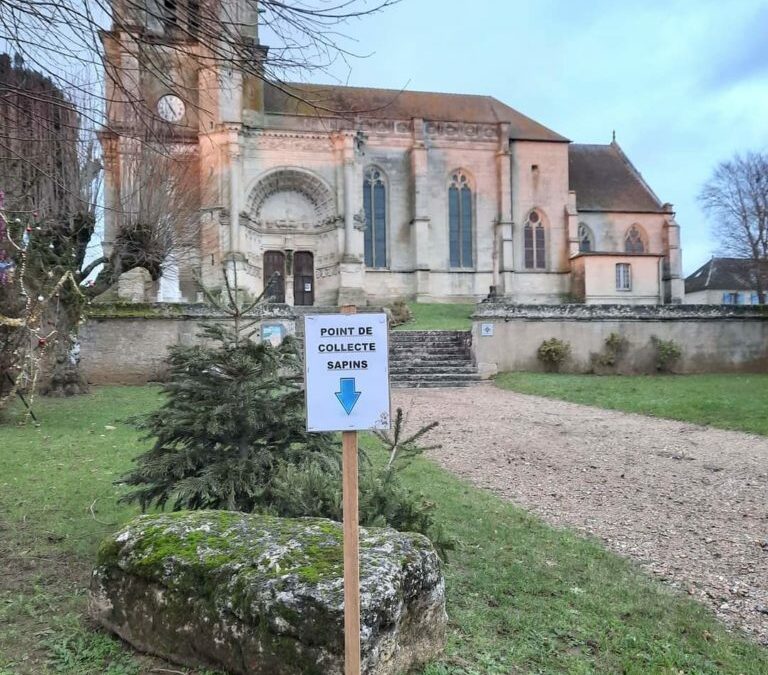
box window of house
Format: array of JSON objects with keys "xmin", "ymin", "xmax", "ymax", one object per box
[
  {"xmin": 625, "ymin": 225, "xmax": 646, "ymax": 253},
  {"xmin": 524, "ymin": 210, "xmax": 546, "ymax": 269},
  {"xmin": 578, "ymin": 223, "xmax": 593, "ymax": 253},
  {"xmin": 363, "ymin": 167, "xmax": 387, "ymax": 268},
  {"xmin": 448, "ymin": 170, "xmax": 473, "ymax": 267},
  {"xmin": 616, "ymin": 263, "xmax": 632, "ymax": 291}
]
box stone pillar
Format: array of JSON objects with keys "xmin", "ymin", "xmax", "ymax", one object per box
[
  {"xmin": 222, "ymin": 131, "xmax": 250, "ymax": 296},
  {"xmin": 662, "ymin": 209, "xmax": 684, "ymax": 303},
  {"xmin": 495, "ymin": 124, "xmax": 512, "ymax": 296},
  {"xmin": 410, "ymin": 118, "xmax": 431, "ymax": 301},
  {"xmin": 337, "ymin": 133, "xmax": 366, "ymax": 306}
]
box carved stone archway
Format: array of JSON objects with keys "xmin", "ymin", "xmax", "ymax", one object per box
[{"xmin": 244, "ymin": 169, "xmax": 337, "ymax": 232}]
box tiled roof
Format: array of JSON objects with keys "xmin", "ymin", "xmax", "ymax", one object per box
[
  {"xmin": 685, "ymin": 257, "xmax": 768, "ymax": 293},
  {"xmin": 263, "ymin": 82, "xmax": 569, "ymax": 142},
  {"xmin": 569, "ymin": 143, "xmax": 668, "ymax": 213}
]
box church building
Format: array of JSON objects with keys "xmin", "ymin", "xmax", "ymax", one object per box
[{"xmin": 100, "ymin": 1, "xmax": 684, "ymax": 306}]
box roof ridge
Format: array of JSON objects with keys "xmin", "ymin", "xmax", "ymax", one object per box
[
  {"xmin": 283, "ymin": 80, "xmax": 498, "ymax": 100},
  {"xmin": 610, "ymin": 141, "xmax": 664, "ymax": 209}
]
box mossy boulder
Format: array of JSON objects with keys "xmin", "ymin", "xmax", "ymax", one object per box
[{"xmin": 89, "ymin": 511, "xmax": 446, "ymax": 674}]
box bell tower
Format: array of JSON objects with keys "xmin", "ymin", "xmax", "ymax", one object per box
[{"xmin": 101, "ymin": 0, "xmax": 268, "ymax": 300}]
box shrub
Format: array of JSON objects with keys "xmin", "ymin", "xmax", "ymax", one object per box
[
  {"xmin": 595, "ymin": 332, "xmax": 628, "ymax": 368},
  {"xmin": 537, "ymin": 337, "xmax": 571, "ymax": 372},
  {"xmin": 651, "ymin": 336, "xmax": 682, "ymax": 372},
  {"xmin": 388, "ymin": 299, "xmax": 412, "ymax": 327}
]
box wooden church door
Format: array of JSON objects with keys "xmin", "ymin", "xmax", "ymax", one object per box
[
  {"xmin": 263, "ymin": 251, "xmax": 285, "ymax": 303},
  {"xmin": 293, "ymin": 251, "xmax": 314, "ymax": 306}
]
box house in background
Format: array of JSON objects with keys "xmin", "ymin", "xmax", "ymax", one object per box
[{"xmin": 685, "ymin": 257, "xmax": 767, "ymax": 305}]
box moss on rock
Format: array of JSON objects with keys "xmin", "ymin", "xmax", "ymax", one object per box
[{"xmin": 90, "ymin": 511, "xmax": 446, "ymax": 675}]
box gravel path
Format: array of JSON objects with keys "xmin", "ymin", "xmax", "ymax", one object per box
[{"xmin": 393, "ymin": 385, "xmax": 768, "ymax": 643}]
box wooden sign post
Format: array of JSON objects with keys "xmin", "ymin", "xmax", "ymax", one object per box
[
  {"xmin": 303, "ymin": 305, "xmax": 391, "ymax": 675},
  {"xmin": 340, "ymin": 304, "xmax": 361, "ymax": 675}
]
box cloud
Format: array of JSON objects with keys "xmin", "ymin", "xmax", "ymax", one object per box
[{"xmin": 703, "ymin": 5, "xmax": 768, "ymax": 89}]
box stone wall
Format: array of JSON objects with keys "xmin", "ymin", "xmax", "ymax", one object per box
[
  {"xmin": 472, "ymin": 303, "xmax": 768, "ymax": 375},
  {"xmin": 80, "ymin": 304, "xmax": 297, "ymax": 385},
  {"xmin": 79, "ymin": 303, "xmax": 385, "ymax": 385}
]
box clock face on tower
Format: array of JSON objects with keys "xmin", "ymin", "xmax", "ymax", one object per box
[{"xmin": 156, "ymin": 94, "xmax": 186, "ymax": 123}]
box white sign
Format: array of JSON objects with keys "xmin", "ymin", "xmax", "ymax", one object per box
[
  {"xmin": 481, "ymin": 323, "xmax": 494, "ymax": 337},
  {"xmin": 304, "ymin": 313, "xmax": 391, "ymax": 432}
]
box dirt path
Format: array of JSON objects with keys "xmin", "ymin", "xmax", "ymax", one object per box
[{"xmin": 393, "ymin": 385, "xmax": 768, "ymax": 644}]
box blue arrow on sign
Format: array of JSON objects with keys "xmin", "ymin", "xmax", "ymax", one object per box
[{"xmin": 335, "ymin": 377, "xmax": 361, "ymax": 415}]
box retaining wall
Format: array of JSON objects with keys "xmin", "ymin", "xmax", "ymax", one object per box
[
  {"xmin": 80, "ymin": 303, "xmax": 384, "ymax": 384},
  {"xmin": 471, "ymin": 303, "xmax": 768, "ymax": 375}
]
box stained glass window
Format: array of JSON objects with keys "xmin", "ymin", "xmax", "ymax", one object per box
[
  {"xmin": 448, "ymin": 171, "xmax": 473, "ymax": 267},
  {"xmin": 625, "ymin": 225, "xmax": 646, "ymax": 253},
  {"xmin": 363, "ymin": 167, "xmax": 387, "ymax": 268},
  {"xmin": 578, "ymin": 223, "xmax": 593, "ymax": 253},
  {"xmin": 524, "ymin": 210, "xmax": 546, "ymax": 269}
]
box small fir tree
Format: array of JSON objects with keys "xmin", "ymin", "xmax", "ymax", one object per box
[{"xmin": 118, "ymin": 268, "xmax": 450, "ymax": 554}]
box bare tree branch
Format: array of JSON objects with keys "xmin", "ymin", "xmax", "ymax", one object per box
[{"xmin": 700, "ymin": 151, "xmax": 768, "ymax": 301}]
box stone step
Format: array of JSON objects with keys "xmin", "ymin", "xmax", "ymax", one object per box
[
  {"xmin": 389, "ymin": 329, "xmax": 478, "ymax": 389},
  {"xmin": 392, "ymin": 380, "xmax": 477, "ymax": 388},
  {"xmin": 391, "ymin": 372, "xmax": 482, "ymax": 383},
  {"xmin": 390, "ymin": 338, "xmax": 467, "ymax": 349},
  {"xmin": 391, "ymin": 330, "xmax": 469, "ymax": 337},
  {"xmin": 390, "ymin": 365, "xmax": 477, "ymax": 375},
  {"xmin": 390, "ymin": 345, "xmax": 469, "ymax": 355}
]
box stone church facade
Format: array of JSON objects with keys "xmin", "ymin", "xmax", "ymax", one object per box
[{"xmin": 101, "ymin": 1, "xmax": 684, "ymax": 306}]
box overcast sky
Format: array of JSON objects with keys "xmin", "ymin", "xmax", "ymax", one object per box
[{"xmin": 311, "ymin": 0, "xmax": 768, "ymax": 275}]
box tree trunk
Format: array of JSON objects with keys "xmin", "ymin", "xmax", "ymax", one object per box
[{"xmin": 39, "ymin": 290, "xmax": 89, "ymax": 397}]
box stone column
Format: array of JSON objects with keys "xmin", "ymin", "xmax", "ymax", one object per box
[
  {"xmin": 225, "ymin": 130, "xmax": 247, "ymax": 291},
  {"xmin": 337, "ymin": 133, "xmax": 366, "ymax": 306},
  {"xmin": 495, "ymin": 124, "xmax": 512, "ymax": 296},
  {"xmin": 662, "ymin": 209, "xmax": 684, "ymax": 303},
  {"xmin": 566, "ymin": 191, "xmax": 580, "ymax": 258},
  {"xmin": 500, "ymin": 140, "xmax": 516, "ymax": 296},
  {"xmin": 410, "ymin": 118, "xmax": 432, "ymax": 301}
]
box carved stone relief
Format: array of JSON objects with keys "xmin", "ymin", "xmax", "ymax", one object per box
[{"xmin": 244, "ymin": 169, "xmax": 339, "ymax": 233}]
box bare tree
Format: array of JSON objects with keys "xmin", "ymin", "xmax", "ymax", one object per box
[
  {"xmin": 0, "ymin": 0, "xmax": 400, "ymax": 136},
  {"xmin": 0, "ymin": 57, "xmax": 203, "ymax": 406},
  {"xmin": 86, "ymin": 140, "xmax": 200, "ymax": 297},
  {"xmin": 700, "ymin": 151, "xmax": 768, "ymax": 302}
]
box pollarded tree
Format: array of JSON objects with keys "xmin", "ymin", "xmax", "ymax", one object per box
[
  {"xmin": 0, "ymin": 56, "xmax": 200, "ymax": 405},
  {"xmin": 700, "ymin": 151, "xmax": 768, "ymax": 302}
]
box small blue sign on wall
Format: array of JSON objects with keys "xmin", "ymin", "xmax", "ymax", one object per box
[{"xmin": 261, "ymin": 323, "xmax": 286, "ymax": 347}]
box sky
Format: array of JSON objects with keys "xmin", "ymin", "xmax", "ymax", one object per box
[{"xmin": 307, "ymin": 0, "xmax": 768, "ymax": 275}]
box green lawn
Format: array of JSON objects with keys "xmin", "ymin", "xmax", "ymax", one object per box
[
  {"xmin": 2, "ymin": 387, "xmax": 768, "ymax": 673},
  {"xmin": 496, "ymin": 372, "xmax": 768, "ymax": 436},
  {"xmin": 393, "ymin": 303, "xmax": 475, "ymax": 331}
]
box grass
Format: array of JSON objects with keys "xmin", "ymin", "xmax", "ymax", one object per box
[
  {"xmin": 495, "ymin": 372, "xmax": 768, "ymax": 436},
  {"xmin": 393, "ymin": 302, "xmax": 475, "ymax": 331},
  {"xmin": 2, "ymin": 387, "xmax": 768, "ymax": 673}
]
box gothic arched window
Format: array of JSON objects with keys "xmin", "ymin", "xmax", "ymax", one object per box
[
  {"xmin": 625, "ymin": 225, "xmax": 646, "ymax": 253},
  {"xmin": 578, "ymin": 223, "xmax": 594, "ymax": 253},
  {"xmin": 448, "ymin": 170, "xmax": 473, "ymax": 267},
  {"xmin": 363, "ymin": 167, "xmax": 387, "ymax": 268},
  {"xmin": 524, "ymin": 210, "xmax": 546, "ymax": 269}
]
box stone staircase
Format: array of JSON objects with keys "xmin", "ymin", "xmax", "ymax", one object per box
[{"xmin": 389, "ymin": 330, "xmax": 481, "ymax": 388}]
